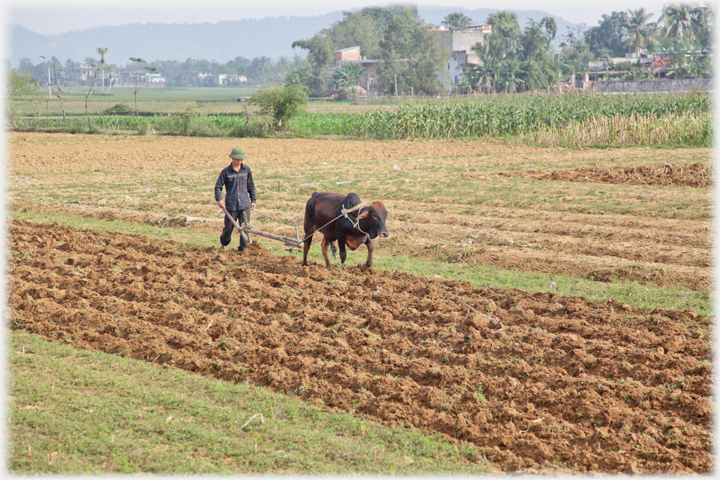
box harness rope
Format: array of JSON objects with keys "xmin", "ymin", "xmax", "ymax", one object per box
[
  {"xmin": 292, "ymin": 202, "xmax": 370, "ymax": 248},
  {"xmin": 251, "ymin": 209, "xmax": 299, "ymax": 229}
]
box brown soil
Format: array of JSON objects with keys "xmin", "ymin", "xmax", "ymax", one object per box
[
  {"xmin": 7, "ymin": 133, "xmax": 714, "ymax": 473},
  {"xmin": 9, "ymin": 219, "xmax": 712, "ymax": 474},
  {"xmin": 485, "ymin": 162, "xmax": 713, "ymax": 188},
  {"xmin": 8, "ymin": 133, "xmax": 712, "ymax": 293}
]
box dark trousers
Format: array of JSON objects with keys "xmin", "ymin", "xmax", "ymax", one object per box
[{"xmin": 220, "ymin": 208, "xmax": 251, "ymax": 250}]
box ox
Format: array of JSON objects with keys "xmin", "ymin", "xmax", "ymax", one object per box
[{"xmin": 302, "ymin": 192, "xmax": 389, "ymax": 271}]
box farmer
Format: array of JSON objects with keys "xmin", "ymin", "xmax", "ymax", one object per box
[{"xmin": 215, "ymin": 147, "xmax": 257, "ymax": 251}]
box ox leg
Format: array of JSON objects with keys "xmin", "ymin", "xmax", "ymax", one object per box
[
  {"xmin": 302, "ymin": 231, "xmax": 314, "ymax": 266},
  {"xmin": 362, "ymin": 238, "xmax": 375, "ymax": 271},
  {"xmin": 320, "ymin": 237, "xmax": 332, "ymax": 270},
  {"xmin": 338, "ymin": 239, "xmax": 348, "ymax": 270}
]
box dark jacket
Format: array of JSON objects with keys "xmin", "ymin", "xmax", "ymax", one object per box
[{"xmin": 214, "ymin": 163, "xmax": 256, "ymax": 211}]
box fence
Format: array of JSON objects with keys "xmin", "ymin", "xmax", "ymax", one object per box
[{"xmin": 587, "ymin": 78, "xmax": 713, "ymax": 93}]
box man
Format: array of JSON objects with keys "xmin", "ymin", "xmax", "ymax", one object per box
[{"xmin": 215, "ymin": 147, "xmax": 257, "ymax": 251}]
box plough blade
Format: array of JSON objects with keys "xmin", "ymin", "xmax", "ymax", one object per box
[{"xmin": 220, "ymin": 206, "xmax": 301, "ymax": 250}]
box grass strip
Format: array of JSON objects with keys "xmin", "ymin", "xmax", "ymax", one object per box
[
  {"xmin": 9, "ymin": 331, "xmax": 489, "ymax": 474},
  {"xmin": 9, "ymin": 210, "xmax": 711, "ymax": 318}
]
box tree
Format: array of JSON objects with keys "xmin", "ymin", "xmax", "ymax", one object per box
[
  {"xmin": 520, "ymin": 18, "xmax": 556, "ymax": 62},
  {"xmin": 37, "ymin": 56, "xmax": 66, "ymax": 126},
  {"xmin": 292, "ymin": 34, "xmax": 334, "ymax": 95},
  {"xmin": 464, "ymin": 12, "xmax": 557, "ymax": 94},
  {"xmin": 284, "ymin": 64, "xmax": 313, "ymax": 87},
  {"xmin": 376, "ymin": 8, "xmax": 445, "ymax": 96},
  {"xmin": 691, "ymin": 5, "xmax": 715, "ymax": 51},
  {"xmin": 249, "ymin": 84, "xmax": 308, "ymax": 128},
  {"xmin": 128, "ymin": 57, "xmax": 148, "ymax": 132},
  {"xmin": 558, "ymin": 25, "xmax": 593, "ymax": 76},
  {"xmin": 624, "ymin": 8, "xmax": 656, "ymax": 55},
  {"xmin": 84, "ymin": 65, "xmax": 98, "ymax": 130},
  {"xmin": 659, "ymin": 3, "xmax": 703, "ymax": 40},
  {"xmin": 332, "ymin": 62, "xmax": 364, "ymax": 99},
  {"xmin": 584, "ymin": 11, "xmax": 630, "ymax": 58},
  {"xmin": 485, "ymin": 11, "xmax": 522, "ymax": 54},
  {"xmin": 292, "ymin": 5, "xmax": 432, "ymax": 96},
  {"xmin": 517, "ymin": 18, "xmax": 558, "ymax": 91},
  {"xmin": 62, "ymin": 59, "xmax": 82, "ymax": 85},
  {"xmin": 442, "ymin": 12, "xmax": 473, "ymax": 28},
  {"xmin": 378, "ymin": 16, "xmax": 411, "ymax": 96},
  {"xmin": 105, "ymin": 65, "xmax": 114, "ymax": 93},
  {"xmin": 329, "ymin": 10, "xmax": 382, "ymax": 60},
  {"xmin": 6, "ymin": 70, "xmax": 42, "ymax": 127},
  {"xmin": 470, "ymin": 36, "xmax": 504, "ymax": 93},
  {"xmin": 97, "ymin": 47, "xmax": 108, "ymax": 92},
  {"xmin": 250, "ymin": 56, "xmax": 272, "ymax": 85},
  {"xmin": 8, "ymin": 70, "xmax": 41, "ymax": 98}
]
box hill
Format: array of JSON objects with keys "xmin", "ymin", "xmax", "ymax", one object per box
[{"xmin": 7, "ymin": 7, "xmax": 584, "ymax": 67}]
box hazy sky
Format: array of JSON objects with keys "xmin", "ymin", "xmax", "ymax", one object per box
[{"xmin": 7, "ymin": 0, "xmax": 673, "ymax": 35}]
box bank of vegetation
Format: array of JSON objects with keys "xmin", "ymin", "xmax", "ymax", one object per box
[
  {"xmin": 13, "ymin": 90, "xmax": 710, "ymax": 147},
  {"xmin": 288, "ymin": 91, "xmax": 712, "ymax": 146}
]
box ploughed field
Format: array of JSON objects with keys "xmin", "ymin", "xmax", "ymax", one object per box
[{"xmin": 7, "ymin": 132, "xmax": 713, "ymax": 473}]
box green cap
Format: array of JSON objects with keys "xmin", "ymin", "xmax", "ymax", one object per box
[{"xmin": 229, "ymin": 147, "xmax": 247, "ymax": 159}]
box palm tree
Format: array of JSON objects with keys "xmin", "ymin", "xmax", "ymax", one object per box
[
  {"xmin": 485, "ymin": 11, "xmax": 521, "ymax": 54},
  {"xmin": 105, "ymin": 65, "xmax": 114, "ymax": 93},
  {"xmin": 97, "ymin": 47, "xmax": 108, "ymax": 92},
  {"xmin": 258, "ymin": 55, "xmax": 271, "ymax": 85},
  {"xmin": 129, "ymin": 57, "xmax": 146, "ymax": 131},
  {"xmin": 659, "ymin": 3, "xmax": 702, "ymax": 40},
  {"xmin": 471, "ymin": 35, "xmax": 506, "ymax": 93},
  {"xmin": 442, "ymin": 12, "xmax": 473, "ymax": 28},
  {"xmin": 624, "ymin": 8, "xmax": 655, "ymax": 55}
]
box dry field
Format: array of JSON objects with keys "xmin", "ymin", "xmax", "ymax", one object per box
[{"xmin": 7, "ymin": 132, "xmax": 713, "ymax": 473}]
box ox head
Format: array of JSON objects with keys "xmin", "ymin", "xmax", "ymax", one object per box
[{"xmin": 358, "ymin": 201, "xmax": 389, "ymax": 240}]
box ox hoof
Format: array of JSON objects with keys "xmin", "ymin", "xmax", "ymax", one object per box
[{"xmin": 340, "ymin": 264, "xmax": 345, "ymax": 271}]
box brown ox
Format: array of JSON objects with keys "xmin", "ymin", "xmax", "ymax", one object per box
[{"xmin": 302, "ymin": 192, "xmax": 389, "ymax": 271}]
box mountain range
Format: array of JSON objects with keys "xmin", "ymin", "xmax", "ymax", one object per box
[{"xmin": 7, "ymin": 6, "xmax": 585, "ymax": 67}]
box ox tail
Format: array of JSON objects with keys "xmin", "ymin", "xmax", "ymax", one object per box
[{"xmin": 330, "ymin": 241, "xmax": 337, "ymax": 259}]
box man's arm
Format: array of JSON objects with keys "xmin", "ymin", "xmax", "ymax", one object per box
[
  {"xmin": 214, "ymin": 169, "xmax": 226, "ymax": 208},
  {"xmin": 247, "ymin": 168, "xmax": 257, "ymax": 209}
]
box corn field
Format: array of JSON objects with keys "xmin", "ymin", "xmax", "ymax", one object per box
[
  {"xmin": 288, "ymin": 92, "xmax": 712, "ymax": 144},
  {"xmin": 528, "ymin": 112, "xmax": 713, "ymax": 147},
  {"xmin": 10, "ymin": 92, "xmax": 712, "ymax": 146}
]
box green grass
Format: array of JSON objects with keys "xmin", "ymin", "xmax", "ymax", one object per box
[
  {"xmin": 53, "ymin": 86, "xmax": 261, "ymax": 103},
  {"xmin": 9, "ymin": 331, "xmax": 489, "ymax": 474},
  {"xmin": 9, "ymin": 210, "xmax": 711, "ymax": 318},
  {"xmin": 272, "ymin": 244, "xmax": 711, "ymax": 319}
]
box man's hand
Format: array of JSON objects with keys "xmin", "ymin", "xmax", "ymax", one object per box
[
  {"xmin": 251, "ymin": 202, "xmax": 256, "ymax": 210},
  {"xmin": 217, "ymin": 200, "xmax": 225, "ymax": 209}
]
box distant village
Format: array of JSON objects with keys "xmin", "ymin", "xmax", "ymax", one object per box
[{"xmin": 14, "ymin": 4, "xmax": 715, "ymax": 97}]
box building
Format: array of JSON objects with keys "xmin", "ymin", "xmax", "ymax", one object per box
[
  {"xmin": 432, "ymin": 24, "xmax": 492, "ymax": 91},
  {"xmin": 333, "ymin": 46, "xmax": 379, "ymax": 94},
  {"xmin": 115, "ymin": 70, "xmax": 165, "ymax": 85},
  {"xmin": 80, "ymin": 64, "xmax": 93, "ymax": 81},
  {"xmin": 335, "ymin": 46, "xmax": 362, "ymax": 63},
  {"xmin": 215, "ymin": 74, "xmax": 246, "ymax": 85},
  {"xmin": 588, "ymin": 50, "xmax": 711, "ymax": 80}
]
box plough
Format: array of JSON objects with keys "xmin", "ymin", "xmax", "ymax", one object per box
[
  {"xmin": 220, "ymin": 205, "xmax": 302, "ymax": 250},
  {"xmin": 219, "ymin": 202, "xmax": 369, "ymax": 252}
]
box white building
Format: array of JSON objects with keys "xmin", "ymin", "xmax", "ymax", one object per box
[{"xmin": 432, "ymin": 24, "xmax": 492, "ymax": 91}]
